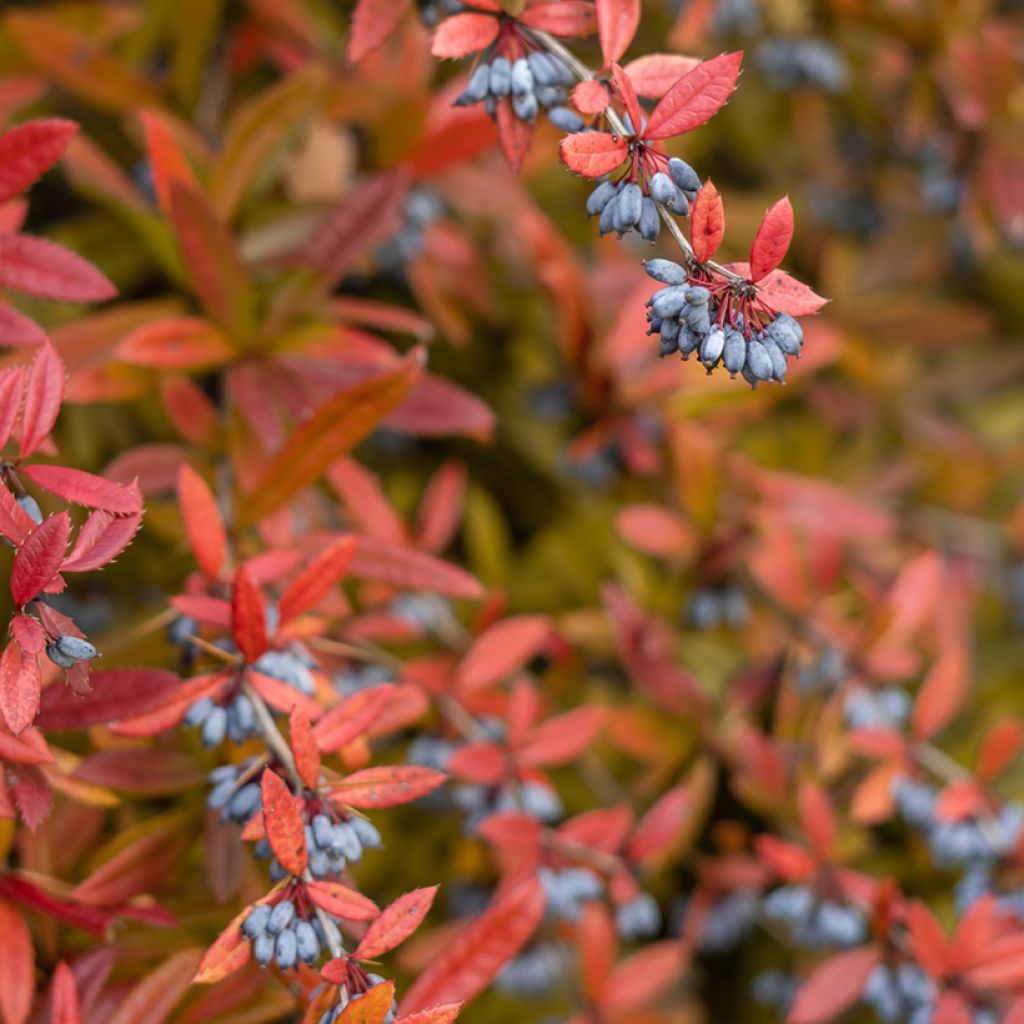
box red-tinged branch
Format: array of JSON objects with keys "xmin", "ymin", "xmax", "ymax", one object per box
[{"xmin": 524, "ymin": 26, "xmax": 746, "ymax": 285}]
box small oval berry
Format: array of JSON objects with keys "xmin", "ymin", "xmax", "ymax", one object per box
[
  {"xmin": 275, "ymin": 927, "xmax": 298, "ymax": 970},
  {"xmin": 643, "ymin": 259, "xmax": 686, "ymax": 285},
  {"xmin": 700, "ymin": 327, "xmax": 726, "ymax": 370},
  {"xmin": 462, "ymin": 62, "xmax": 490, "ymax": 103},
  {"xmin": 201, "ymin": 706, "xmax": 228, "ymax": 747},
  {"xmin": 614, "ymin": 182, "xmax": 642, "ymax": 233},
  {"xmin": 268, "ymin": 899, "xmax": 295, "ymax": 935},
  {"xmin": 746, "ymin": 340, "xmax": 773, "ymax": 380},
  {"xmin": 512, "ymin": 91, "xmax": 538, "ymax": 123},
  {"xmin": 668, "ymin": 157, "xmax": 701, "ymax": 194},
  {"xmin": 243, "ymin": 903, "xmax": 272, "ymax": 938},
  {"xmin": 253, "ymin": 932, "xmax": 275, "ymax": 966},
  {"xmin": 723, "ymin": 329, "xmax": 746, "ymax": 376},
  {"xmin": 489, "ymin": 56, "xmax": 511, "ymax": 96},
  {"xmin": 510, "ymin": 58, "xmax": 533, "ymax": 96},
  {"xmin": 295, "ymin": 920, "xmax": 320, "ymax": 963},
  {"xmin": 639, "ymin": 197, "xmax": 660, "ymax": 242},
  {"xmin": 547, "ymin": 106, "xmax": 584, "ymax": 133},
  {"xmin": 16, "ymin": 495, "xmax": 42, "ymax": 525},
  {"xmin": 586, "ymin": 181, "xmax": 618, "ymax": 217}
]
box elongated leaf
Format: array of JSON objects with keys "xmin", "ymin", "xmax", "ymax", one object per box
[
  {"xmin": 315, "ymin": 686, "xmax": 397, "ymax": 752},
  {"xmin": 60, "ymin": 506, "xmax": 142, "ymax": 573},
  {"xmin": 0, "ymin": 234, "xmax": 116, "ymax": 303},
  {"xmin": 50, "ymin": 961, "xmax": 82, "ymax": 1024},
  {"xmin": 0, "ymin": 899, "xmax": 33, "ymax": 1024},
  {"xmin": 167, "ymin": 181, "xmax": 253, "ymax": 335},
  {"xmin": 326, "ymin": 766, "xmax": 447, "ymax": 809},
  {"xmin": 455, "ymin": 616, "xmax": 551, "ymax": 692},
  {"xmin": 596, "ymin": 0, "xmax": 639, "ymax": 66},
  {"xmin": 689, "ymin": 180, "xmax": 725, "ymax": 264},
  {"xmin": 518, "ymin": 706, "xmax": 604, "ymax": 766},
  {"xmin": 178, "ymin": 465, "xmax": 226, "ymax": 580},
  {"xmin": 11, "ymin": 512, "xmax": 70, "ymax": 606},
  {"xmin": 231, "ymin": 567, "xmax": 267, "ymax": 662},
  {"xmin": 22, "ymin": 465, "xmax": 141, "ymax": 515},
  {"xmin": 626, "ymin": 785, "xmax": 688, "ymax": 865},
  {"xmin": 0, "ymin": 119, "xmax": 77, "ymax": 205},
  {"xmin": 623, "ymin": 53, "xmax": 700, "ymax": 98},
  {"xmin": 105, "ymin": 949, "xmax": 202, "ymax": 1024},
  {"xmin": 356, "ymin": 886, "xmax": 439, "ymax": 959},
  {"xmin": 0, "ymin": 486, "xmax": 34, "ymax": 547},
  {"xmin": 395, "ymin": 1006, "xmax": 462, "ymax": 1024},
  {"xmin": 399, "ymin": 877, "xmax": 544, "ymax": 1013},
  {"xmin": 74, "ymin": 749, "xmax": 204, "ymax": 794},
  {"xmin": 798, "ymin": 781, "xmax": 836, "ymax": 859},
  {"xmin": 912, "ymin": 650, "xmax": 969, "ymax": 740},
  {"xmin": 279, "ymin": 537, "xmax": 356, "ymax": 623},
  {"xmin": 338, "ymin": 982, "xmax": 395, "ymax": 1024},
  {"xmin": 749, "ymin": 197, "xmax": 794, "ymax": 282},
  {"xmin": 306, "ymin": 880, "xmax": 380, "ymax": 921},
  {"xmin": 290, "ymin": 707, "xmax": 322, "ymax": 789},
  {"xmin": 787, "ymin": 947, "xmax": 880, "ymax": 1024},
  {"xmin": 518, "ymin": 2, "xmax": 596, "ymax": 36},
  {"xmin": 117, "ymin": 317, "xmax": 235, "ymax": 371},
  {"xmin": 559, "ymin": 131, "xmax": 628, "ymax": 178},
  {"xmin": 239, "ymin": 350, "xmax": 423, "ymax": 526},
  {"xmin": 36, "ymin": 667, "xmax": 187, "ymax": 729},
  {"xmin": 643, "ymin": 51, "xmax": 743, "ymax": 141},
  {"xmin": 261, "ymin": 769, "xmax": 307, "ymax": 876},
  {"xmin": 193, "ymin": 911, "xmax": 252, "ymax": 984},
  {"xmin": 350, "ymin": 0, "xmax": 409, "ymax": 62},
  {"xmin": 0, "ymin": 368, "xmax": 25, "ymax": 449},
  {"xmin": 430, "ymin": 13, "xmax": 500, "ymax": 58},
  {"xmin": 0, "ymin": 643, "xmax": 40, "ymax": 735},
  {"xmin": 138, "ymin": 110, "xmax": 198, "ymax": 215},
  {"xmin": 20, "ymin": 342, "xmax": 65, "ymax": 458}
]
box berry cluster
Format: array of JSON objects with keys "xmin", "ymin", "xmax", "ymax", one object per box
[{"xmin": 243, "ymin": 898, "xmax": 330, "ymax": 970}]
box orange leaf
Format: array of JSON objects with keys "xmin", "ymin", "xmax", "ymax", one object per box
[
  {"xmin": 0, "ymin": 900, "xmax": 34, "ymax": 1024},
  {"xmin": 106, "ymin": 948, "xmax": 202, "ymax": 1024},
  {"xmin": 394, "ymin": 1006, "xmax": 462, "ymax": 1024},
  {"xmin": 912, "ymin": 650, "xmax": 969, "ymax": 740},
  {"xmin": 596, "ymin": 0, "xmax": 639, "ymax": 67},
  {"xmin": 290, "ymin": 708, "xmax": 322, "ymax": 789},
  {"xmin": 430, "ymin": 13, "xmax": 500, "ymax": 58},
  {"xmin": 749, "ymin": 196, "xmax": 794, "ymax": 283},
  {"xmin": 177, "ymin": 464, "xmax": 226, "ymax": 580},
  {"xmin": 559, "ymin": 131, "xmax": 628, "ymax": 179},
  {"xmin": 261, "ymin": 769, "xmax": 308, "ymax": 876},
  {"xmin": 231, "ymin": 567, "xmax": 267, "ymax": 662},
  {"xmin": 689, "ymin": 180, "xmax": 725, "ymax": 264},
  {"xmin": 306, "ymin": 880, "xmax": 380, "ymax": 921},
  {"xmin": 138, "ymin": 110, "xmax": 197, "ymax": 215},
  {"xmin": 455, "ymin": 616, "xmax": 551, "ymax": 693},
  {"xmin": 355, "ymin": 886, "xmax": 439, "ymax": 960},
  {"xmin": 49, "ymin": 961, "xmax": 81, "ymax": 1024},
  {"xmin": 326, "ymin": 766, "xmax": 447, "ymax": 809},
  {"xmin": 798, "ymin": 781, "xmax": 836, "ymax": 859},
  {"xmin": 786, "ymin": 947, "xmax": 880, "ymax": 1024},
  {"xmin": 118, "ymin": 317, "xmax": 235, "ymax": 371},
  {"xmin": 193, "ymin": 911, "xmax": 253, "ymax": 984},
  {"xmin": 279, "ymin": 537, "xmax": 357, "ymax": 624},
  {"xmin": 337, "ymin": 982, "xmax": 395, "ymax": 1024}
]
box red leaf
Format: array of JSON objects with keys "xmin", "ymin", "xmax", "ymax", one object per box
[
  {"xmin": 689, "ymin": 180, "xmax": 725, "ymax": 264},
  {"xmin": 74, "ymin": 748, "xmax": 204, "ymax": 793},
  {"xmin": 907, "ymin": 902, "xmax": 948, "ymax": 977},
  {"xmin": 749, "ymin": 197, "xmax": 794, "ymax": 283},
  {"xmin": 349, "ymin": 0, "xmax": 409, "ymax": 62},
  {"xmin": 11, "ymin": 511, "xmax": 70, "ymax": 606},
  {"xmin": 137, "ymin": 110, "xmax": 196, "ymax": 216},
  {"xmin": 50, "ymin": 961, "xmax": 82, "ymax": 1024},
  {"xmin": 0, "ymin": 119, "xmax": 77, "ymax": 205},
  {"xmin": 19, "ymin": 342, "xmax": 65, "ymax": 458},
  {"xmin": 117, "ymin": 317, "xmax": 235, "ymax": 371},
  {"xmin": 798, "ymin": 781, "xmax": 836, "ymax": 859},
  {"xmin": 193, "ymin": 912, "xmax": 252, "ymax": 984},
  {"xmin": 447, "ymin": 742, "xmax": 507, "ymax": 784},
  {"xmin": 10, "ymin": 762, "xmax": 51, "ymax": 829},
  {"xmin": 0, "ymin": 900, "xmax": 33, "ymax": 1024},
  {"xmin": 626, "ymin": 784, "xmax": 689, "ymax": 864},
  {"xmin": 430, "ymin": 13, "xmax": 499, "ymax": 58},
  {"xmin": 596, "ymin": 0, "xmax": 639, "ymax": 66},
  {"xmin": 167, "ymin": 181, "xmax": 253, "ymax": 335},
  {"xmin": 0, "ymin": 233, "xmax": 116, "ymax": 302},
  {"xmin": 306, "ymin": 880, "xmax": 380, "ymax": 921},
  {"xmin": 602, "ymin": 941, "xmax": 684, "ymax": 1012},
  {"xmin": 751, "ymin": 268, "xmax": 828, "ymax": 316},
  {"xmin": 755, "ymin": 835, "xmax": 816, "ymax": 881},
  {"xmin": 519, "ymin": 706, "xmax": 604, "ymax": 766},
  {"xmin": 22, "ymin": 465, "xmax": 141, "ymax": 515},
  {"xmin": 338, "ymin": 982, "xmax": 395, "ymax": 1024},
  {"xmin": 290, "ymin": 708, "xmax": 322, "ymax": 789},
  {"xmin": 0, "ymin": 306, "xmax": 46, "ymax": 349},
  {"xmin": 10, "ymin": 615, "xmax": 44, "ymax": 655},
  {"xmin": 231, "ymin": 568, "xmax": 267, "ymax": 662},
  {"xmin": 177, "ymin": 465, "xmax": 226, "ymax": 580},
  {"xmin": 248, "ymin": 672, "xmax": 323, "ymax": 721},
  {"xmin": 494, "ymin": 100, "xmax": 533, "ymax": 175},
  {"xmin": 415, "ymin": 460, "xmax": 467, "ymax": 553},
  {"xmin": 518, "ymin": 1, "xmax": 596, "ymax": 36},
  {"xmin": 559, "ymin": 131, "xmax": 628, "ymax": 178},
  {"xmin": 643, "ymin": 51, "xmax": 743, "ymax": 141},
  {"xmin": 609, "ymin": 63, "xmax": 643, "ymax": 136},
  {"xmin": 0, "ymin": 367, "xmax": 25, "ymax": 449},
  {"xmin": 977, "ymin": 720, "xmax": 1024, "ymax": 781},
  {"xmin": 787, "ymin": 947, "xmax": 880, "ymax": 1024},
  {"xmin": 314, "ymin": 686, "xmax": 398, "ymax": 752},
  {"xmin": 455, "ymin": 616, "xmax": 551, "ymax": 692},
  {"xmin": 399, "ymin": 877, "xmax": 544, "ymax": 1014},
  {"xmin": 105, "ymin": 948, "xmax": 201, "ymax": 1024},
  {"xmin": 261, "ymin": 769, "xmax": 308, "ymax": 876},
  {"xmin": 0, "ymin": 486, "xmax": 34, "ymax": 547},
  {"xmin": 355, "ymin": 886, "xmax": 439, "ymax": 959},
  {"xmin": 572, "ymin": 80, "xmax": 610, "ymax": 115},
  {"xmin": 0, "ymin": 643, "xmax": 41, "ymax": 736},
  {"xmin": 279, "ymin": 537, "xmax": 357, "ymax": 623},
  {"xmin": 349, "ymin": 536, "xmax": 483, "ymax": 600},
  {"xmin": 912, "ymin": 650, "xmax": 969, "ymax": 740},
  {"xmin": 623, "ymin": 53, "xmax": 700, "ymax": 98},
  {"xmin": 326, "ymin": 766, "xmax": 447, "ymax": 809},
  {"xmin": 395, "ymin": 1007, "xmax": 462, "ymax": 1024},
  {"xmin": 60, "ymin": 505, "xmax": 142, "ymax": 572},
  {"xmin": 37, "ymin": 667, "xmax": 187, "ymax": 729}
]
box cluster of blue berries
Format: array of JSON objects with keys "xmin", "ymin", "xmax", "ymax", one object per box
[
  {"xmin": 256, "ymin": 813, "xmax": 382, "ymax": 883},
  {"xmin": 755, "ymin": 38, "xmax": 850, "ymax": 94},
  {"xmin": 456, "ymin": 51, "xmax": 582, "ymax": 132},
  {"xmin": 843, "ymin": 686, "xmax": 912, "ymax": 730},
  {"xmin": 684, "ymin": 586, "xmax": 750, "ymax": 631},
  {"xmin": 643, "ymin": 259, "xmax": 805, "ymax": 385},
  {"xmin": 208, "ymin": 761, "xmax": 262, "ymax": 824},
  {"xmin": 376, "ymin": 189, "xmax": 445, "ymax": 273},
  {"xmin": 495, "ymin": 942, "xmax": 574, "ymax": 997},
  {"xmin": 761, "ymin": 884, "xmax": 866, "ymax": 948},
  {"xmin": 243, "ymin": 898, "xmax": 329, "ymax": 970},
  {"xmin": 695, "ymin": 889, "xmax": 759, "ymax": 953}
]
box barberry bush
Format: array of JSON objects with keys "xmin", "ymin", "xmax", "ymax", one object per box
[{"xmin": 0, "ymin": 1, "xmax": 1023, "ymax": 1023}]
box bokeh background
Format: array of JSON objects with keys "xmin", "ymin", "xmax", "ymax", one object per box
[{"xmin": 2, "ymin": 0, "xmax": 1023, "ymax": 1021}]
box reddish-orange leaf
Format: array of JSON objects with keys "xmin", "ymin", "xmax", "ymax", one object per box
[
  {"xmin": 0, "ymin": 486, "xmax": 34, "ymax": 548},
  {"xmin": 290, "ymin": 708, "xmax": 322, "ymax": 789},
  {"xmin": 106, "ymin": 948, "xmax": 202, "ymax": 1024},
  {"xmin": 626, "ymin": 784, "xmax": 689, "ymax": 865},
  {"xmin": 559, "ymin": 131, "xmax": 628, "ymax": 179},
  {"xmin": 314, "ymin": 686, "xmax": 397, "ymax": 752},
  {"xmin": 415, "ymin": 460, "xmax": 467, "ymax": 553},
  {"xmin": 430, "ymin": 13, "xmax": 500, "ymax": 58},
  {"xmin": 912, "ymin": 650, "xmax": 969, "ymax": 740},
  {"xmin": 49, "ymin": 961, "xmax": 81, "ymax": 1024},
  {"xmin": 261, "ymin": 769, "xmax": 307, "ymax": 876},
  {"xmin": 643, "ymin": 51, "xmax": 743, "ymax": 141},
  {"xmin": 755, "ymin": 835, "xmax": 817, "ymax": 881},
  {"xmin": 355, "ymin": 886, "xmax": 439, "ymax": 960},
  {"xmin": 22, "ymin": 465, "xmax": 142, "ymax": 515},
  {"xmin": 494, "ymin": 99, "xmax": 532, "ymax": 174},
  {"xmin": 689, "ymin": 180, "xmax": 725, "ymax": 264},
  {"xmin": 578, "ymin": 904, "xmax": 616, "ymax": 1002},
  {"xmin": 0, "ymin": 367, "xmax": 25, "ymax": 450},
  {"xmin": 9, "ymin": 615, "xmax": 42, "ymax": 655},
  {"xmin": 623, "ymin": 53, "xmax": 700, "ymax": 98},
  {"xmin": 306, "ymin": 880, "xmax": 380, "ymax": 921},
  {"xmin": 596, "ymin": 0, "xmax": 639, "ymax": 67},
  {"xmin": 751, "ymin": 268, "xmax": 828, "ymax": 316},
  {"xmin": 518, "ymin": 1, "xmax": 596, "ymax": 36},
  {"xmin": 749, "ymin": 197, "xmax": 794, "ymax": 283},
  {"xmin": 193, "ymin": 912, "xmax": 253, "ymax": 984},
  {"xmin": 446, "ymin": 742, "xmax": 506, "ymax": 785},
  {"xmin": 231, "ymin": 567, "xmax": 268, "ymax": 662},
  {"xmin": 455, "ymin": 616, "xmax": 551, "ymax": 692},
  {"xmin": 518, "ymin": 706, "xmax": 604, "ymax": 766},
  {"xmin": 19, "ymin": 342, "xmax": 65, "ymax": 458},
  {"xmin": 609, "ymin": 63, "xmax": 643, "ymax": 137},
  {"xmin": 137, "ymin": 110, "xmax": 197, "ymax": 216},
  {"xmin": 786, "ymin": 946, "xmax": 880, "ymax": 1024},
  {"xmin": 0, "ymin": 899, "xmax": 34, "ymax": 1024},
  {"xmin": 61, "ymin": 505, "xmax": 142, "ymax": 573},
  {"xmin": 177, "ymin": 465, "xmax": 226, "ymax": 580},
  {"xmin": 349, "ymin": 0, "xmax": 408, "ymax": 62},
  {"xmin": 117, "ymin": 317, "xmax": 235, "ymax": 371},
  {"xmin": 326, "ymin": 766, "xmax": 447, "ymax": 809},
  {"xmin": 601, "ymin": 941, "xmax": 685, "ymax": 1013},
  {"xmin": 0, "ymin": 119, "xmax": 78, "ymax": 205},
  {"xmin": 977, "ymin": 719, "xmax": 1024, "ymax": 781},
  {"xmin": 278, "ymin": 536, "xmax": 357, "ymax": 623},
  {"xmin": 0, "ymin": 234, "xmax": 116, "ymax": 303},
  {"xmin": 394, "ymin": 1005, "xmax": 462, "ymax": 1024},
  {"xmin": 74, "ymin": 748, "xmax": 205, "ymax": 794},
  {"xmin": 798, "ymin": 781, "xmax": 836, "ymax": 860},
  {"xmin": 398, "ymin": 877, "xmax": 544, "ymax": 1014},
  {"xmin": 349, "ymin": 536, "xmax": 483, "ymax": 600},
  {"xmin": 337, "ymin": 982, "xmax": 395, "ymax": 1024},
  {"xmin": 11, "ymin": 511, "xmax": 70, "ymax": 606},
  {"xmin": 248, "ymin": 672, "xmax": 323, "ymax": 721},
  {"xmin": 907, "ymin": 902, "xmax": 948, "ymax": 977},
  {"xmin": 572, "ymin": 80, "xmax": 610, "ymax": 115},
  {"xmin": 0, "ymin": 642, "xmax": 40, "ymax": 736}
]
